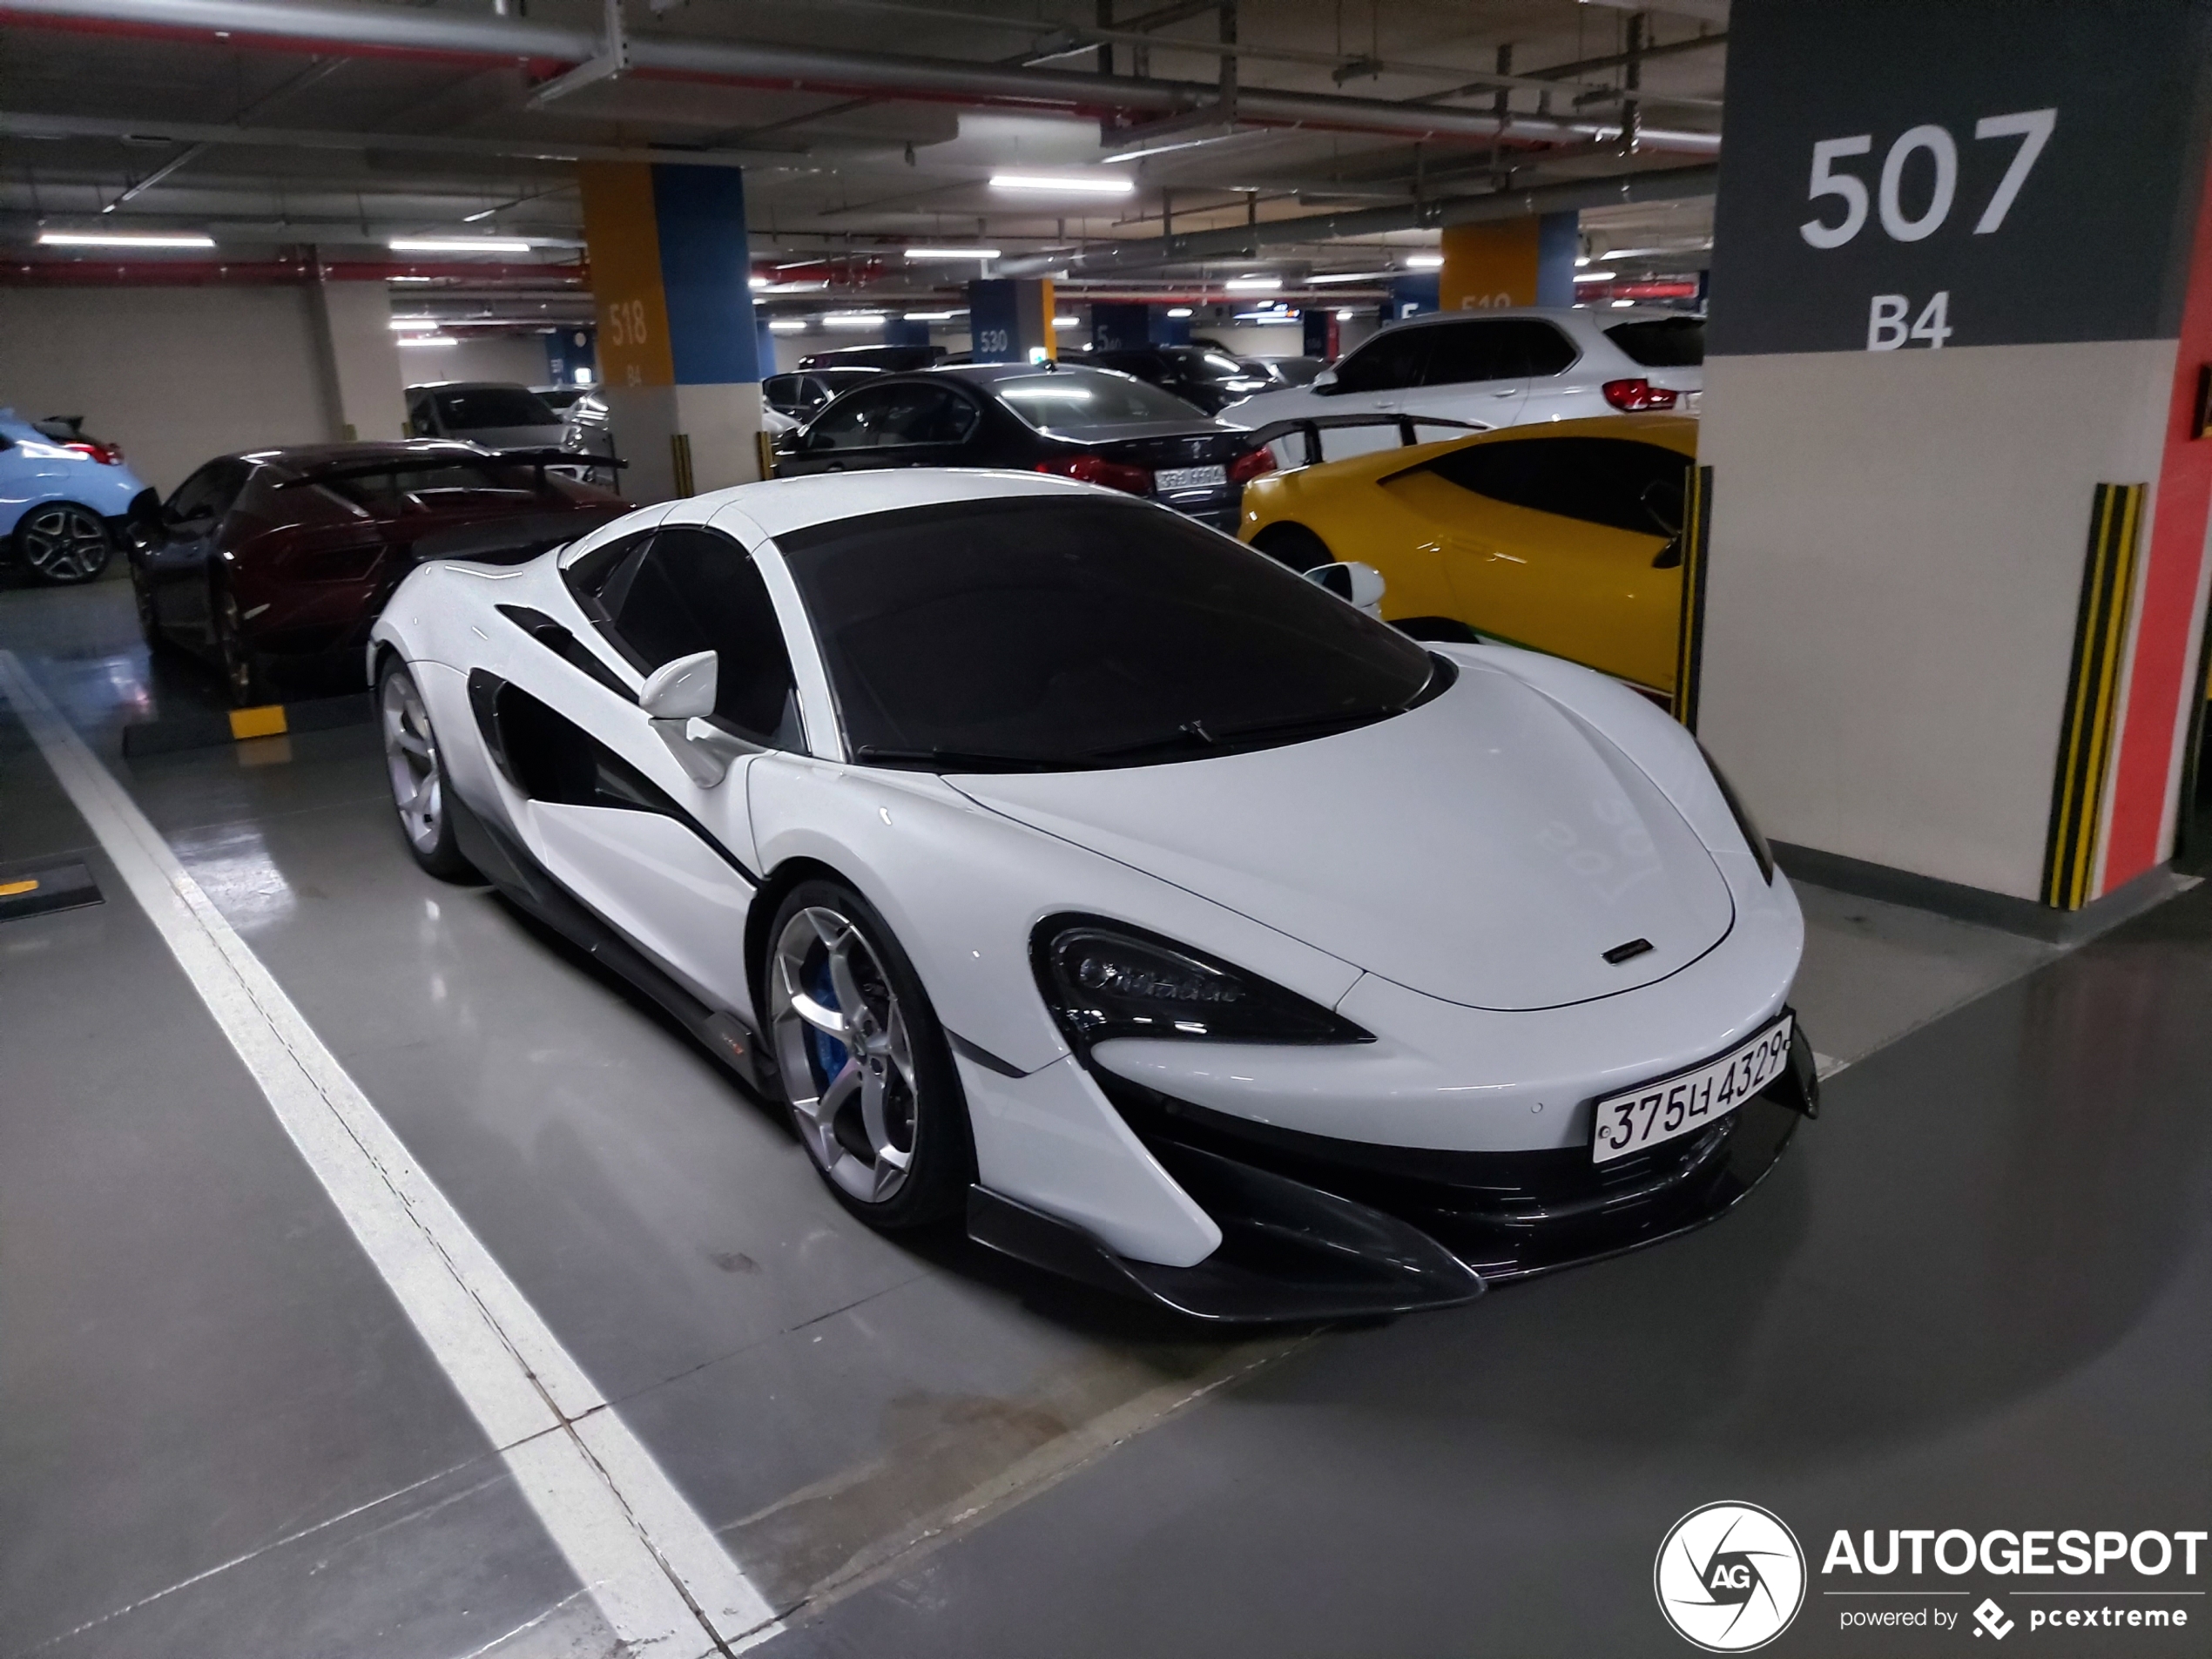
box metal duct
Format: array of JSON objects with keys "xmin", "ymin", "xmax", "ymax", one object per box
[{"xmin": 0, "ymin": 0, "xmax": 1721, "ymax": 152}]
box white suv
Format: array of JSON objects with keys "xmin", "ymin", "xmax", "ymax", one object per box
[{"xmin": 1223, "ymin": 306, "xmax": 1703, "ymax": 457}]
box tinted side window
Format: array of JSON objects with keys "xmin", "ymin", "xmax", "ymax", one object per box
[
  {"xmin": 1419, "ymin": 437, "xmax": 1688, "ymax": 536},
  {"xmin": 1604, "ymin": 316, "xmax": 1705, "ymax": 368},
  {"xmin": 601, "ymin": 527, "xmax": 801, "ymax": 745},
  {"xmin": 166, "ymin": 460, "xmax": 250, "ymax": 523},
  {"xmin": 1511, "ymin": 320, "xmax": 1580, "ymax": 377},
  {"xmin": 808, "ymin": 385, "xmax": 906, "ymax": 449},
  {"xmin": 1329, "ymin": 328, "xmax": 1428, "ymax": 394},
  {"xmin": 1417, "ymin": 321, "xmax": 1514, "ymax": 387}
]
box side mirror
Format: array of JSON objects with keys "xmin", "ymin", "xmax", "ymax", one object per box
[
  {"xmin": 640, "ymin": 650, "xmax": 718, "ymax": 721},
  {"xmin": 1310, "ymin": 368, "xmax": 1341, "ymax": 395},
  {"xmin": 1304, "ymin": 560, "xmax": 1386, "ymax": 617}
]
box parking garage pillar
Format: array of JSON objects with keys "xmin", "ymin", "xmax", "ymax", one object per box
[
  {"xmin": 968, "ymin": 278, "xmax": 1055, "ymax": 363},
  {"xmin": 307, "ymin": 274, "xmax": 405, "ymax": 442},
  {"xmin": 577, "ymin": 162, "xmax": 765, "ymax": 501},
  {"xmin": 1437, "ymin": 213, "xmax": 1578, "ymax": 311},
  {"xmin": 1694, "ymin": 0, "xmax": 2212, "ymax": 916}
]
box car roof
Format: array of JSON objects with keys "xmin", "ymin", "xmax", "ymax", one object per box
[
  {"xmin": 403, "ymin": 381, "xmax": 544, "ymax": 395},
  {"xmin": 665, "ymin": 468, "xmax": 1098, "ymax": 544}
]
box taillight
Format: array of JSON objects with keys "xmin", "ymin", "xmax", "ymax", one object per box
[
  {"xmin": 1035, "ymin": 454, "xmax": 1153, "ymax": 495},
  {"xmin": 64, "ymin": 440, "xmax": 125, "ymax": 464},
  {"xmin": 1226, "ymin": 448, "xmax": 1277, "ymax": 484},
  {"xmin": 1602, "ymin": 379, "xmax": 1678, "ymax": 413}
]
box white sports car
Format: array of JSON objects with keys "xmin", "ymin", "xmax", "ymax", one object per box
[{"xmin": 369, "ymin": 469, "xmax": 1816, "ymax": 1321}]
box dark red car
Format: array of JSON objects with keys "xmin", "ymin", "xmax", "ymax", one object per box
[{"xmin": 130, "ymin": 442, "xmax": 624, "ymax": 705}]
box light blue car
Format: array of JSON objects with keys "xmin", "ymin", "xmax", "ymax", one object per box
[{"xmin": 0, "ymin": 408, "xmax": 157, "ymax": 584}]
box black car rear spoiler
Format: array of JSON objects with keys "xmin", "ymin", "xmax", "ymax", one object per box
[{"xmin": 1235, "ymin": 412, "xmax": 1486, "ymax": 469}]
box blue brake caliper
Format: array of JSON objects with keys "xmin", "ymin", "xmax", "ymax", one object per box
[{"xmin": 806, "ymin": 952, "xmax": 848, "ymax": 1086}]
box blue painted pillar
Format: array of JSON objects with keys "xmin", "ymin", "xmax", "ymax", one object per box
[
  {"xmin": 882, "ymin": 317, "xmax": 931, "ymax": 347},
  {"xmin": 579, "ymin": 161, "xmax": 764, "ymax": 500},
  {"xmin": 1384, "ymin": 273, "xmax": 1440, "ymax": 323},
  {"xmin": 1536, "ymin": 212, "xmax": 1580, "ymax": 307},
  {"xmin": 543, "ymin": 326, "xmax": 597, "ymax": 388},
  {"xmin": 968, "ymin": 278, "xmax": 1056, "ymax": 362},
  {"xmin": 1090, "ymin": 301, "xmax": 1150, "ymax": 351},
  {"xmin": 1150, "ymin": 308, "xmax": 1193, "ymax": 346}
]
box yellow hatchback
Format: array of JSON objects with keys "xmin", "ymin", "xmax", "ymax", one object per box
[{"xmin": 1238, "ymin": 414, "xmax": 1696, "ymax": 699}]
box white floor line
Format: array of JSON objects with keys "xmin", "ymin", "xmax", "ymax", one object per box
[{"xmin": 0, "ymin": 652, "xmax": 781, "ymax": 1659}]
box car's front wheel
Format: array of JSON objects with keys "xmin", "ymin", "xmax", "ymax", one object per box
[
  {"xmin": 212, "ymin": 588, "xmax": 266, "ymax": 707},
  {"xmin": 377, "ymin": 659, "xmax": 477, "ymax": 881},
  {"xmin": 1250, "ymin": 522, "xmax": 1334, "ymax": 573},
  {"xmin": 765, "ymin": 880, "xmax": 974, "ymax": 1230},
  {"xmin": 13, "ymin": 502, "xmax": 112, "ymax": 585}
]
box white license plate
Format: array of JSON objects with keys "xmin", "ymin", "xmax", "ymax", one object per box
[
  {"xmin": 1683, "ymin": 390, "xmax": 1703, "ymax": 414},
  {"xmin": 1590, "ymin": 1014, "xmax": 1793, "ymax": 1164},
  {"xmin": 1155, "ymin": 464, "xmax": 1226, "ymax": 491}
]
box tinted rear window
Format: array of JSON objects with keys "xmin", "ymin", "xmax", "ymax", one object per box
[
  {"xmin": 433, "ymin": 388, "xmax": 558, "ymax": 429},
  {"xmin": 320, "ymin": 462, "xmax": 542, "ymax": 510},
  {"xmin": 992, "ymin": 370, "xmax": 1211, "ymax": 430},
  {"xmin": 1603, "ymin": 317, "xmax": 1705, "ymax": 368},
  {"xmin": 778, "ymin": 496, "xmax": 1436, "ymax": 769},
  {"xmin": 1417, "ymin": 437, "xmax": 1689, "ymax": 536}
]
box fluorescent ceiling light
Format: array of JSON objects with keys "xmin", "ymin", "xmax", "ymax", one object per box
[
  {"xmin": 388, "ymin": 317, "xmax": 442, "ymax": 331},
  {"xmin": 748, "ymin": 274, "xmax": 771, "ymax": 290},
  {"xmin": 1224, "ymin": 275, "xmax": 1280, "ymax": 293},
  {"xmin": 388, "ymin": 237, "xmax": 532, "ymax": 254},
  {"xmin": 1306, "ymin": 270, "xmax": 1392, "ymax": 285},
  {"xmin": 754, "ymin": 279, "xmax": 829, "ymax": 294},
  {"xmin": 38, "ymin": 231, "xmax": 213, "ymax": 248},
  {"xmin": 904, "ymin": 310, "xmax": 959, "ymax": 321},
  {"xmin": 768, "ymin": 319, "xmax": 807, "ymax": 333},
  {"xmin": 904, "ymin": 246, "xmax": 1001, "ymax": 260},
  {"xmin": 1610, "ymin": 298, "xmax": 1637, "ymax": 307},
  {"xmin": 989, "ymin": 172, "xmax": 1134, "ymax": 196},
  {"xmin": 1336, "ymin": 307, "xmax": 1355, "ymax": 320},
  {"xmin": 396, "ymin": 334, "xmax": 457, "ymax": 347},
  {"xmin": 1051, "ymin": 315, "xmax": 1080, "ymax": 328},
  {"xmin": 1166, "ymin": 306, "xmax": 1193, "ymax": 318},
  {"xmin": 1575, "ymin": 269, "xmax": 1618, "ymax": 282},
  {"xmin": 462, "ymin": 206, "xmax": 497, "ymax": 223},
  {"xmin": 1403, "ymin": 253, "xmax": 1445, "ymax": 269},
  {"xmin": 387, "ymin": 274, "xmax": 436, "ymax": 283},
  {"xmin": 822, "ymin": 312, "xmax": 885, "ymax": 329}
]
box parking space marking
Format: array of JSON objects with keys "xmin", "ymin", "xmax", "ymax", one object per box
[{"xmin": 0, "ymin": 651, "xmax": 780, "ymax": 1658}]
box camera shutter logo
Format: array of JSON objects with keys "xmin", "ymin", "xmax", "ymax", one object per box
[{"xmin": 1655, "ymin": 1501, "xmax": 1807, "ymax": 1651}]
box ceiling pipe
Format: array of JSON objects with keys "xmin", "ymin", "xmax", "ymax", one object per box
[
  {"xmin": 0, "ymin": 0, "xmax": 1720, "ymax": 152},
  {"xmin": 993, "ymin": 163, "xmax": 1719, "ymax": 279}
]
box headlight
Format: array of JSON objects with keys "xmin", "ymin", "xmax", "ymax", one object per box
[
  {"xmin": 1033, "ymin": 915, "xmax": 1372, "ymax": 1048},
  {"xmin": 1699, "ymin": 742, "xmax": 1776, "ymax": 884}
]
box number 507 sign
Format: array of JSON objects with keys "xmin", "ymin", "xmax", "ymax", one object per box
[
  {"xmin": 1796, "ymin": 111, "xmax": 2054, "ymax": 352},
  {"xmin": 1707, "ymin": 2, "xmax": 2208, "ymax": 359}
]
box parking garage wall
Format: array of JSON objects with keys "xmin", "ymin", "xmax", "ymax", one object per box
[{"xmin": 0, "ymin": 284, "xmax": 341, "ymax": 494}]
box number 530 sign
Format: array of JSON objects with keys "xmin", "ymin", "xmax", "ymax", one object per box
[{"xmin": 1797, "ymin": 111, "xmax": 2054, "ymax": 352}]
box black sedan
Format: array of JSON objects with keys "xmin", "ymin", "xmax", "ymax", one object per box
[
  {"xmin": 772, "ymin": 363, "xmax": 1275, "ymax": 530},
  {"xmin": 1083, "ymin": 346, "xmax": 1276, "ymax": 415}
]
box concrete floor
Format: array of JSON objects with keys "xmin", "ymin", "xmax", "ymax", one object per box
[{"xmin": 1, "ymin": 578, "xmax": 2205, "ymax": 1658}]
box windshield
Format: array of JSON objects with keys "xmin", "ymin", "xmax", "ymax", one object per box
[
  {"xmin": 777, "ymin": 496, "xmax": 1438, "ymax": 771},
  {"xmin": 433, "ymin": 387, "xmax": 559, "ymax": 430},
  {"xmin": 318, "ymin": 461, "xmax": 545, "ymax": 512},
  {"xmin": 992, "ymin": 369, "xmax": 1213, "ymax": 431}
]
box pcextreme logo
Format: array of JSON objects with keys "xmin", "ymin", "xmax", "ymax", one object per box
[{"xmin": 1656, "ymin": 1501, "xmax": 1809, "ymax": 1652}]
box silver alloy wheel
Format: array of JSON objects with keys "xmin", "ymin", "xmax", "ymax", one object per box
[
  {"xmin": 380, "ymin": 671, "xmax": 443, "ymax": 854},
  {"xmin": 17, "ymin": 503, "xmax": 110, "ymax": 583},
  {"xmin": 769, "ymin": 906, "xmax": 919, "ymax": 1205}
]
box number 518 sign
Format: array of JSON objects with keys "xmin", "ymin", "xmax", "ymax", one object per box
[{"xmin": 1795, "ymin": 109, "xmax": 2055, "ymax": 352}]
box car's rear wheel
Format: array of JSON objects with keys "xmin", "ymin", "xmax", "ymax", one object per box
[
  {"xmin": 765, "ymin": 879, "xmax": 973, "ymax": 1230},
  {"xmin": 377, "ymin": 659, "xmax": 477, "ymax": 881},
  {"xmin": 1250, "ymin": 522, "xmax": 1334, "ymax": 573},
  {"xmin": 13, "ymin": 502, "xmax": 111, "ymax": 585}
]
